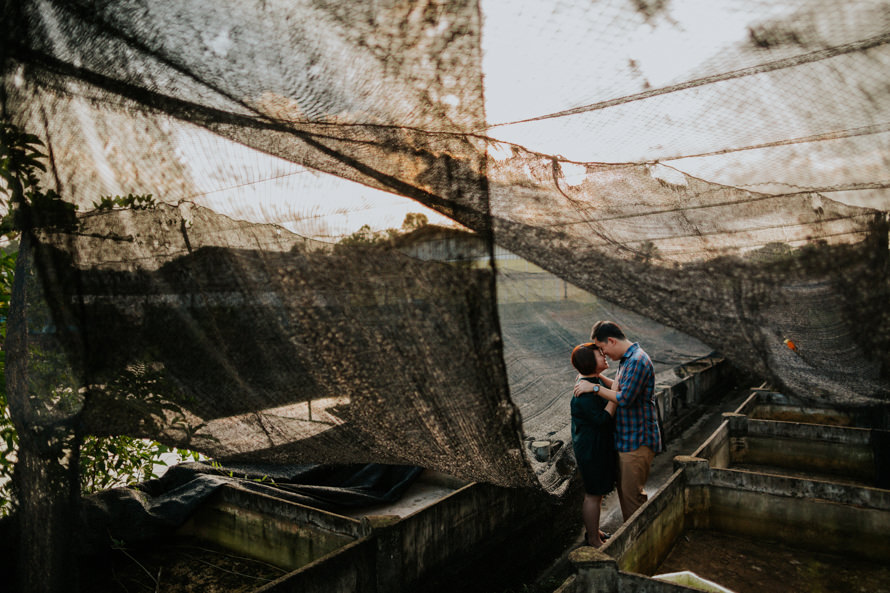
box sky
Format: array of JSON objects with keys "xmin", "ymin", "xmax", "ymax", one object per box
[{"xmin": 177, "ymin": 0, "xmax": 889, "ymax": 239}]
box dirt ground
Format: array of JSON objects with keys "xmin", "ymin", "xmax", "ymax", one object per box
[
  {"xmin": 80, "ymin": 538, "xmax": 289, "ymax": 593},
  {"xmin": 656, "ymin": 529, "xmax": 890, "ymax": 593}
]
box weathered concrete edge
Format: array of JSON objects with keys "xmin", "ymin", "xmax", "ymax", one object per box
[
  {"xmin": 745, "ymin": 417, "xmax": 874, "ymax": 444},
  {"xmin": 217, "ymin": 483, "xmax": 364, "ymax": 536},
  {"xmin": 710, "ymin": 467, "xmax": 890, "ymax": 510}
]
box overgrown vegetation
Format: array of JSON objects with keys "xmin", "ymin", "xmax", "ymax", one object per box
[
  {"xmin": 633, "ymin": 240, "xmax": 660, "ymax": 263},
  {"xmin": 0, "ymin": 244, "xmax": 16, "ymax": 515},
  {"xmin": 334, "ymin": 211, "xmax": 429, "ymax": 251},
  {"xmin": 93, "ymin": 193, "xmax": 157, "ymax": 211},
  {"xmin": 0, "ymin": 121, "xmax": 196, "ymax": 517}
]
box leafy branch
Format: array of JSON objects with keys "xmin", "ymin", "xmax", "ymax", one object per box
[
  {"xmin": 93, "ymin": 193, "xmax": 156, "ymax": 211},
  {"xmin": 0, "ymin": 121, "xmax": 198, "ymax": 517},
  {"xmin": 0, "ymin": 122, "xmax": 78, "ymax": 233},
  {"xmin": 333, "ymin": 212, "xmax": 429, "ymax": 253}
]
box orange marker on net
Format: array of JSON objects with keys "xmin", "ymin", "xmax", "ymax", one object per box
[{"xmin": 783, "ymin": 338, "xmax": 797, "ymax": 352}]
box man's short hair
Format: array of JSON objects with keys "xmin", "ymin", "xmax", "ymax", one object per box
[
  {"xmin": 591, "ymin": 320, "xmax": 626, "ymax": 342},
  {"xmin": 571, "ymin": 343, "xmax": 600, "ymax": 375}
]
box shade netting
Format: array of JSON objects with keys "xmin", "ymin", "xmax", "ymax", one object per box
[{"xmin": 1, "ymin": 1, "xmax": 889, "ymax": 589}]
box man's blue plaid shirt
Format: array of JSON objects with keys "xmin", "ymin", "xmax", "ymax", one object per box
[{"xmin": 613, "ymin": 342, "xmax": 662, "ymax": 453}]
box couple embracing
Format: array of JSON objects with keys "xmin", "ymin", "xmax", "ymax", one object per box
[{"xmin": 569, "ymin": 320, "xmax": 662, "ymax": 548}]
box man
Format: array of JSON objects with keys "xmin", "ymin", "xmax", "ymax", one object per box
[{"xmin": 573, "ymin": 320, "xmax": 662, "ymax": 521}]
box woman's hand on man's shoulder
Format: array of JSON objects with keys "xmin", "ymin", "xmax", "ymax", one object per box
[{"xmin": 573, "ymin": 380, "xmax": 594, "ymax": 397}]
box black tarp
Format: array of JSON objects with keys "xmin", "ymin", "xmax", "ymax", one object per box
[{"xmin": 78, "ymin": 462, "xmax": 424, "ymax": 551}]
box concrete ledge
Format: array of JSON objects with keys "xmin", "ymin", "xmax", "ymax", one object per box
[
  {"xmin": 214, "ymin": 483, "xmax": 363, "ymax": 536},
  {"xmin": 607, "ymin": 470, "xmax": 687, "ymax": 576},
  {"xmin": 390, "ymin": 481, "xmax": 542, "ymax": 588},
  {"xmin": 718, "ymin": 408, "xmax": 886, "ymax": 484},
  {"xmin": 177, "ymin": 484, "xmax": 361, "ymax": 571},
  {"xmin": 708, "ymin": 485, "xmax": 890, "ymax": 563},
  {"xmin": 256, "ymin": 538, "xmax": 377, "ymax": 593},
  {"xmin": 656, "ymin": 355, "xmax": 732, "ymax": 441},
  {"xmin": 620, "ymin": 572, "xmax": 710, "ymax": 593},
  {"xmin": 741, "ymin": 435, "xmax": 874, "ymax": 482},
  {"xmin": 562, "ymin": 387, "xmax": 890, "ymax": 593},
  {"xmin": 672, "ymin": 456, "xmax": 709, "ymax": 486},
  {"xmin": 710, "ymin": 467, "xmax": 890, "ymax": 510},
  {"xmin": 734, "ymin": 388, "xmax": 888, "ymax": 429},
  {"xmin": 552, "ymin": 573, "xmax": 578, "ymax": 593},
  {"xmin": 691, "ymin": 421, "xmax": 730, "ymax": 469},
  {"xmin": 745, "ymin": 418, "xmax": 872, "ymax": 444},
  {"xmin": 701, "ymin": 390, "xmax": 888, "ymax": 486},
  {"xmin": 569, "ymin": 547, "xmax": 618, "ymax": 592}
]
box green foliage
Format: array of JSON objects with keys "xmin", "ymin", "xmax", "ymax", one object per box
[
  {"xmin": 335, "ymin": 223, "xmax": 396, "ymax": 251},
  {"xmin": 334, "ymin": 212, "xmax": 429, "ymax": 253},
  {"xmin": 746, "ymin": 241, "xmax": 795, "ymax": 263},
  {"xmin": 0, "ymin": 121, "xmax": 196, "ymax": 518},
  {"xmin": 93, "ymin": 193, "xmax": 156, "ymax": 211},
  {"xmin": 0, "ymin": 124, "xmax": 46, "ymax": 207},
  {"xmin": 209, "ymin": 460, "xmax": 275, "ymax": 485},
  {"xmin": 0, "ymin": 122, "xmax": 78, "ymax": 232},
  {"xmin": 401, "ymin": 212, "xmax": 428, "ymax": 232},
  {"xmin": 90, "ymin": 361, "xmax": 200, "ymax": 435},
  {"xmin": 0, "ymin": 122, "xmax": 26, "ymax": 517},
  {"xmin": 633, "ymin": 240, "xmax": 660, "ymax": 263},
  {"xmin": 79, "ymin": 437, "xmax": 201, "ymax": 493}
]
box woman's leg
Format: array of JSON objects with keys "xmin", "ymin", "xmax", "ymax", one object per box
[{"xmin": 582, "ymin": 493, "xmax": 605, "ymax": 547}]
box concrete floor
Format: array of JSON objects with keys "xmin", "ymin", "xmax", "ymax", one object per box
[
  {"xmin": 293, "ymin": 371, "xmax": 758, "ymax": 593},
  {"xmin": 598, "ymin": 380, "xmax": 754, "ymax": 537},
  {"xmin": 532, "ymin": 379, "xmax": 758, "ymax": 591},
  {"xmin": 341, "ymin": 477, "xmax": 458, "ymax": 519}
]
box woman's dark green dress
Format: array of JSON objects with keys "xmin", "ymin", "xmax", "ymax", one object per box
[{"xmin": 570, "ymin": 377, "xmax": 617, "ymax": 495}]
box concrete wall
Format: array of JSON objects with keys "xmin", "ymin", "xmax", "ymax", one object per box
[
  {"xmin": 257, "ymin": 538, "xmax": 377, "ymax": 593},
  {"xmin": 181, "ymin": 479, "xmax": 564, "ymax": 593},
  {"xmin": 656, "ymin": 356, "xmax": 733, "ymax": 441},
  {"xmin": 558, "ymin": 388, "xmax": 890, "ymax": 593},
  {"xmin": 565, "ymin": 545, "xmax": 705, "ymax": 593},
  {"xmin": 604, "ymin": 470, "xmax": 687, "ymax": 576},
  {"xmin": 177, "ymin": 484, "xmax": 363, "ymax": 571},
  {"xmin": 694, "ymin": 390, "xmax": 890, "ymax": 487},
  {"xmin": 361, "ymin": 481, "xmax": 560, "ymax": 593},
  {"xmin": 671, "ymin": 455, "xmax": 890, "ymax": 565},
  {"xmin": 721, "ymin": 411, "xmax": 887, "ymax": 486},
  {"xmin": 738, "ymin": 389, "xmax": 857, "ymax": 425},
  {"xmin": 562, "ymin": 453, "xmax": 890, "ymax": 593},
  {"xmin": 704, "ymin": 466, "xmax": 890, "ymax": 562},
  {"xmin": 691, "ymin": 419, "xmax": 730, "ymax": 469},
  {"xmin": 739, "ymin": 388, "xmax": 890, "ymax": 430}
]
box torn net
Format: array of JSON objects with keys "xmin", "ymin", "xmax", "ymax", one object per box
[{"xmin": 2, "ymin": 0, "xmax": 889, "ymax": 530}]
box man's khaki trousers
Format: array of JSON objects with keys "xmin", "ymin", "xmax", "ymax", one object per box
[{"xmin": 617, "ymin": 445, "xmax": 654, "ymax": 520}]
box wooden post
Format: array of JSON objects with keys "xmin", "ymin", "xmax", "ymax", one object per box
[{"xmin": 6, "ymin": 232, "xmax": 83, "ymax": 593}]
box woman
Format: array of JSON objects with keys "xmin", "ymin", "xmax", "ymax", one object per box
[{"xmin": 570, "ymin": 342, "xmax": 618, "ymax": 548}]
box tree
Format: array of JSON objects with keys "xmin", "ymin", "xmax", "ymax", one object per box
[
  {"xmin": 334, "ymin": 212, "xmax": 430, "ymax": 253},
  {"xmin": 401, "ymin": 212, "xmax": 428, "ymax": 232},
  {"xmin": 0, "ymin": 122, "xmax": 196, "ymax": 519}
]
